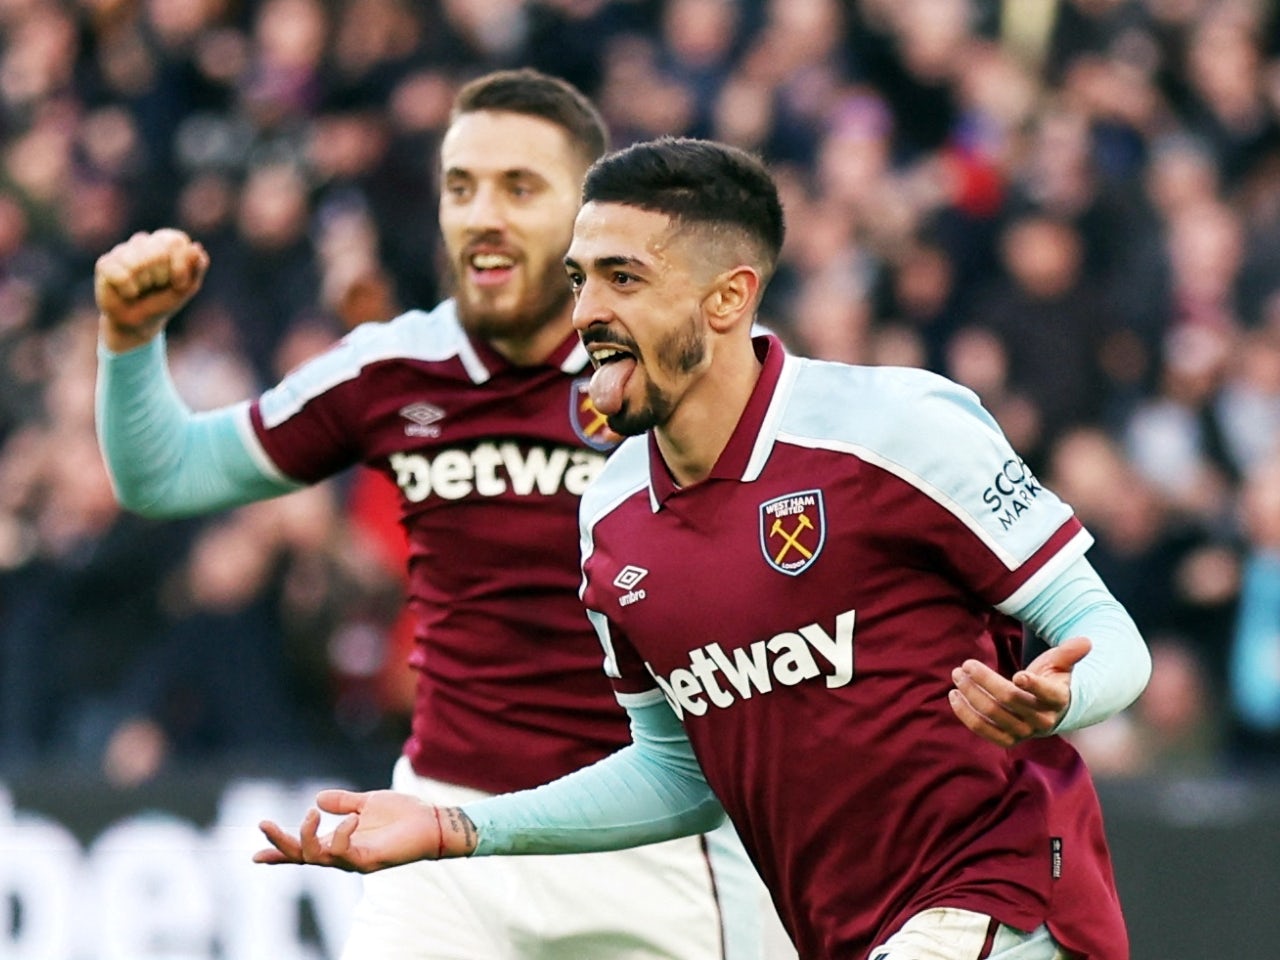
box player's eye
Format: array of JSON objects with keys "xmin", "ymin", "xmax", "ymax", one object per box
[{"xmin": 444, "ymin": 181, "xmax": 472, "ymax": 201}]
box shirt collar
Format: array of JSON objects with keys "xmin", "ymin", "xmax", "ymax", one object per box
[
  {"xmin": 462, "ymin": 318, "xmax": 590, "ymax": 381},
  {"xmin": 648, "ymin": 334, "xmax": 789, "ymax": 507}
]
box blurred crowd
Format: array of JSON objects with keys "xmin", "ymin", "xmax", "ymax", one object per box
[{"xmin": 2, "ymin": 0, "xmax": 1280, "ymax": 788}]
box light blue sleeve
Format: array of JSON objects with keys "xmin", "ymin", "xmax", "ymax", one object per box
[
  {"xmin": 96, "ymin": 336, "xmax": 303, "ymax": 517},
  {"xmin": 1009, "ymin": 555, "xmax": 1151, "ymax": 733},
  {"xmin": 1229, "ymin": 552, "xmax": 1280, "ymax": 732},
  {"xmin": 464, "ymin": 696, "xmax": 724, "ymax": 856}
]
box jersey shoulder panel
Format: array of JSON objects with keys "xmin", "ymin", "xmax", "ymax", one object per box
[
  {"xmin": 779, "ymin": 359, "xmax": 999, "ymax": 450},
  {"xmin": 580, "ymin": 434, "xmax": 650, "ymax": 530},
  {"xmin": 258, "ymin": 302, "xmax": 468, "ymax": 429},
  {"xmin": 777, "ymin": 359, "xmax": 1082, "ymax": 569}
]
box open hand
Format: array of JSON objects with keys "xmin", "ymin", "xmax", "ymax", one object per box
[
  {"xmin": 254, "ymin": 789, "xmax": 476, "ymax": 873},
  {"xmin": 948, "ymin": 637, "xmax": 1092, "ymax": 747}
]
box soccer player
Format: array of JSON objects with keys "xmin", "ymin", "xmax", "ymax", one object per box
[
  {"xmin": 94, "ymin": 75, "xmax": 779, "ymax": 959},
  {"xmin": 254, "ymin": 137, "xmax": 1153, "ymax": 960}
]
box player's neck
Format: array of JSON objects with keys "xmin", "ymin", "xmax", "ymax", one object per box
[
  {"xmin": 655, "ymin": 337, "xmax": 763, "ymax": 487},
  {"xmin": 484, "ymin": 306, "xmax": 575, "ymax": 367}
]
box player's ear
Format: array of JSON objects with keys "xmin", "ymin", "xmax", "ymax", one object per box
[{"xmin": 703, "ymin": 265, "xmax": 760, "ymax": 333}]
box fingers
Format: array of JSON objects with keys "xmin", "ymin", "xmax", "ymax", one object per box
[
  {"xmin": 252, "ymin": 849, "xmax": 293, "ymax": 865},
  {"xmin": 254, "ymin": 808, "xmax": 363, "ymax": 871},
  {"xmin": 1011, "ymin": 667, "xmax": 1073, "ymax": 708},
  {"xmin": 95, "ymin": 229, "xmax": 208, "ymax": 307},
  {"xmin": 1023, "ymin": 636, "xmax": 1092, "ymax": 676},
  {"xmin": 950, "ymin": 686, "xmax": 1019, "ymax": 747},
  {"xmin": 1012, "ymin": 636, "xmax": 1092, "ymax": 704},
  {"xmin": 254, "ymin": 818, "xmax": 303, "ymax": 864},
  {"xmin": 950, "ymin": 658, "xmax": 1066, "ymax": 747},
  {"xmin": 953, "ymin": 660, "xmax": 1041, "ymax": 714},
  {"xmin": 330, "ymin": 812, "xmax": 359, "ymax": 858},
  {"xmin": 253, "ymin": 790, "xmax": 435, "ymax": 874},
  {"xmin": 316, "ymin": 789, "xmax": 366, "ymax": 816},
  {"xmin": 949, "ymin": 669, "xmax": 1035, "ymax": 748},
  {"xmin": 156, "ymin": 227, "xmax": 209, "ymax": 292},
  {"xmin": 298, "ymin": 807, "xmax": 323, "ymax": 863}
]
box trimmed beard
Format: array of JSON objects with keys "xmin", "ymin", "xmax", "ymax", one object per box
[
  {"xmin": 453, "ymin": 262, "xmax": 574, "ymax": 344},
  {"xmin": 607, "ymin": 312, "xmax": 706, "ymax": 437}
]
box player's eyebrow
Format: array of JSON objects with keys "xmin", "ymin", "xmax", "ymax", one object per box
[
  {"xmin": 442, "ymin": 166, "xmax": 548, "ymax": 185},
  {"xmin": 564, "ymin": 254, "xmax": 648, "ymax": 272}
]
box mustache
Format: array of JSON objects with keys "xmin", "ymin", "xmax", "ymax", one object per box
[
  {"xmin": 580, "ymin": 328, "xmax": 640, "ymax": 354},
  {"xmin": 461, "ymin": 232, "xmax": 517, "ymax": 258}
]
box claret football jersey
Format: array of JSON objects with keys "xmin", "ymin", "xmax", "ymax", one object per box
[
  {"xmin": 244, "ymin": 301, "xmax": 630, "ymax": 793},
  {"xmin": 580, "ymin": 335, "xmax": 1127, "ymax": 959}
]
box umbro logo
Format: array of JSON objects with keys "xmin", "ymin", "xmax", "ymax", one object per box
[
  {"xmin": 400, "ymin": 401, "xmax": 445, "ymax": 437},
  {"xmin": 613, "ymin": 565, "xmax": 648, "ymax": 589},
  {"xmin": 613, "ymin": 565, "xmax": 648, "ymax": 606}
]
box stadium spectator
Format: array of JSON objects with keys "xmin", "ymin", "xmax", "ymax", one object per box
[
  {"xmin": 969, "ymin": 212, "xmax": 1119, "ymax": 466},
  {"xmin": 0, "ymin": 311, "xmax": 199, "ymax": 769},
  {"xmin": 1227, "ymin": 450, "xmax": 1280, "ymax": 766}
]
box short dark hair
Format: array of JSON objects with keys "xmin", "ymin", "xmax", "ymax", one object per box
[
  {"xmin": 451, "ymin": 69, "xmax": 609, "ymax": 167},
  {"xmin": 581, "ymin": 137, "xmax": 785, "ymax": 278}
]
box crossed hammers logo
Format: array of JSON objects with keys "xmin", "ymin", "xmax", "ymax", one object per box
[
  {"xmin": 578, "ymin": 395, "xmax": 611, "ymax": 439},
  {"xmin": 770, "ymin": 513, "xmax": 815, "ymax": 564}
]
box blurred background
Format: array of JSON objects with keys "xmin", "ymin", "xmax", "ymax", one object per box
[{"xmin": 1, "ymin": 0, "xmax": 1279, "ymax": 956}]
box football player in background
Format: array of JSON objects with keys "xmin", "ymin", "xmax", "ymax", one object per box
[{"xmin": 95, "ymin": 73, "xmax": 782, "ymax": 960}]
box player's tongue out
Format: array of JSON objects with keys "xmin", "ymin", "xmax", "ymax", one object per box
[{"xmin": 589, "ymin": 356, "xmax": 636, "ymax": 416}]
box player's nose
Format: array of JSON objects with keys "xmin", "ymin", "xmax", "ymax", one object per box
[
  {"xmin": 571, "ymin": 278, "xmax": 613, "ymax": 333},
  {"xmin": 464, "ymin": 182, "xmax": 507, "ymax": 232}
]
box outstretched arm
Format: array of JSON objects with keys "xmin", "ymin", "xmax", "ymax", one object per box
[
  {"xmin": 949, "ymin": 555, "xmax": 1151, "ymax": 747},
  {"xmin": 95, "ymin": 229, "xmax": 302, "ymax": 516},
  {"xmin": 465, "ymin": 693, "xmax": 722, "ymax": 856},
  {"xmin": 255, "ymin": 695, "xmax": 723, "ymax": 871}
]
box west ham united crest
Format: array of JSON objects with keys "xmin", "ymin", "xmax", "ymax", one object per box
[
  {"xmin": 570, "ymin": 377, "xmax": 621, "ymax": 451},
  {"xmin": 760, "ymin": 490, "xmax": 826, "ymax": 575}
]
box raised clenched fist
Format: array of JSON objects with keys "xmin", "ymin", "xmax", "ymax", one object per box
[{"xmin": 95, "ymin": 228, "xmax": 210, "ymax": 352}]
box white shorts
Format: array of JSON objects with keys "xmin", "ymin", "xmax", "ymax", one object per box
[
  {"xmin": 339, "ymin": 756, "xmax": 795, "ymax": 960},
  {"xmin": 870, "ymin": 907, "xmax": 1069, "ymax": 960}
]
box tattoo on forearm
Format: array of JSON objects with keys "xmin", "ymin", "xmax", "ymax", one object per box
[{"xmin": 442, "ymin": 806, "xmax": 479, "ymax": 856}]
